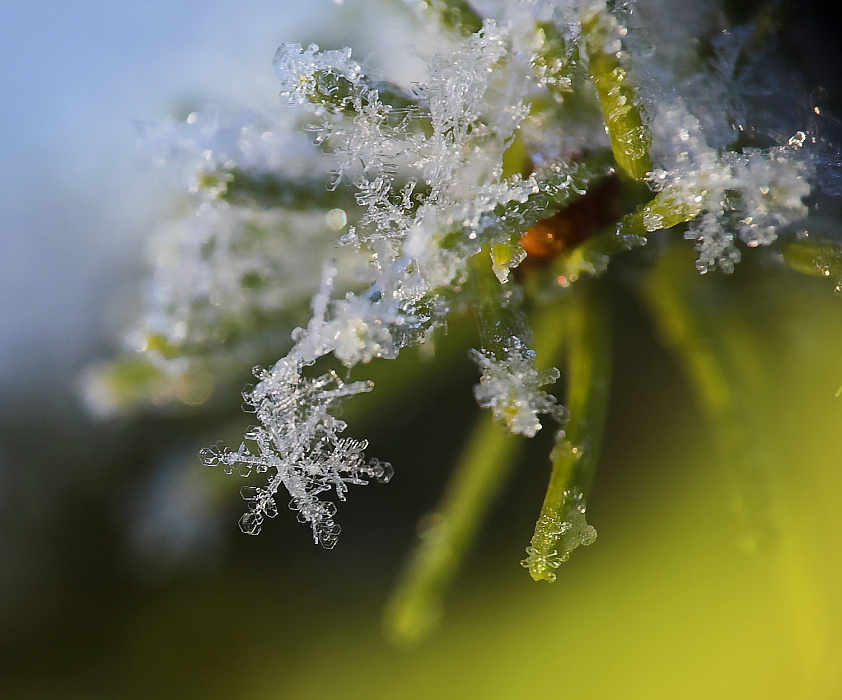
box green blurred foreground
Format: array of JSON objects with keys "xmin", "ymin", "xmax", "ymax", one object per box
[{"xmin": 2, "ymin": 249, "xmax": 841, "ymax": 699}]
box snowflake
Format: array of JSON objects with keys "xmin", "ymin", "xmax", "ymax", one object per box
[{"xmin": 200, "ymin": 352, "xmax": 392, "ymax": 546}]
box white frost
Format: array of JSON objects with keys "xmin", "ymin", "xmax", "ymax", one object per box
[{"xmin": 470, "ymin": 337, "xmax": 566, "ymax": 437}]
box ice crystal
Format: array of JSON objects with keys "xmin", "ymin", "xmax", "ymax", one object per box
[
  {"xmin": 199, "ymin": 352, "xmax": 392, "ymax": 546},
  {"xmin": 522, "ymin": 490, "xmax": 596, "ymax": 582},
  {"xmin": 470, "ymin": 337, "xmax": 566, "ymax": 437},
  {"xmin": 648, "ymin": 100, "xmax": 812, "ymax": 273}
]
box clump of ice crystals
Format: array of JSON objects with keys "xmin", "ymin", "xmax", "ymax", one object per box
[
  {"xmin": 647, "ymin": 99, "xmax": 812, "ymax": 273},
  {"xmin": 122, "ymin": 102, "xmax": 352, "ymax": 381},
  {"xmin": 132, "ymin": 204, "xmax": 331, "ymax": 364},
  {"xmin": 470, "ymin": 337, "xmax": 566, "ymax": 437},
  {"xmin": 204, "ymin": 20, "xmax": 579, "ymax": 544},
  {"xmin": 171, "ymin": 1, "xmax": 819, "ymax": 548},
  {"xmin": 521, "ymin": 491, "xmax": 596, "ymax": 582},
  {"xmin": 141, "ymin": 105, "xmax": 330, "ymax": 199}
]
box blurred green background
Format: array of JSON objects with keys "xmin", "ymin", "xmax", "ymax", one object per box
[
  {"xmin": 2, "ymin": 1, "xmax": 842, "ymax": 698},
  {"xmin": 3, "ymin": 253, "xmax": 842, "ymax": 699}
]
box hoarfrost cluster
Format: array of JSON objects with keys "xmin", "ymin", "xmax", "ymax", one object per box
[
  {"xmin": 647, "ymin": 100, "xmax": 813, "ymax": 273},
  {"xmin": 470, "ymin": 338, "xmax": 566, "ymax": 437},
  {"xmin": 95, "ymin": 0, "xmax": 832, "ymax": 566},
  {"xmin": 522, "ymin": 490, "xmax": 596, "ymax": 582}
]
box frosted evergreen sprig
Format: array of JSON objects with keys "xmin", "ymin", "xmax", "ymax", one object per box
[
  {"xmin": 86, "ymin": 0, "xmax": 837, "ymax": 642},
  {"xmin": 523, "ymin": 278, "xmax": 610, "ymax": 581},
  {"xmin": 196, "ymin": 0, "xmax": 817, "ymax": 567}
]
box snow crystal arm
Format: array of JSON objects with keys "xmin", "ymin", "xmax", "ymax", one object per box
[{"xmin": 523, "ymin": 278, "xmax": 610, "ymax": 581}]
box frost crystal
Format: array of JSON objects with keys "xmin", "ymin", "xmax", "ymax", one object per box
[
  {"xmin": 470, "ymin": 337, "xmax": 566, "ymax": 437},
  {"xmin": 522, "ymin": 491, "xmax": 596, "ymax": 582},
  {"xmin": 648, "ymin": 100, "xmax": 812, "ymax": 273},
  {"xmin": 200, "ymin": 353, "xmax": 392, "ymax": 546}
]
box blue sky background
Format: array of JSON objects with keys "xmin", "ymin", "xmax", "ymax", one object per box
[{"xmin": 0, "ymin": 0, "xmax": 367, "ymax": 388}]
